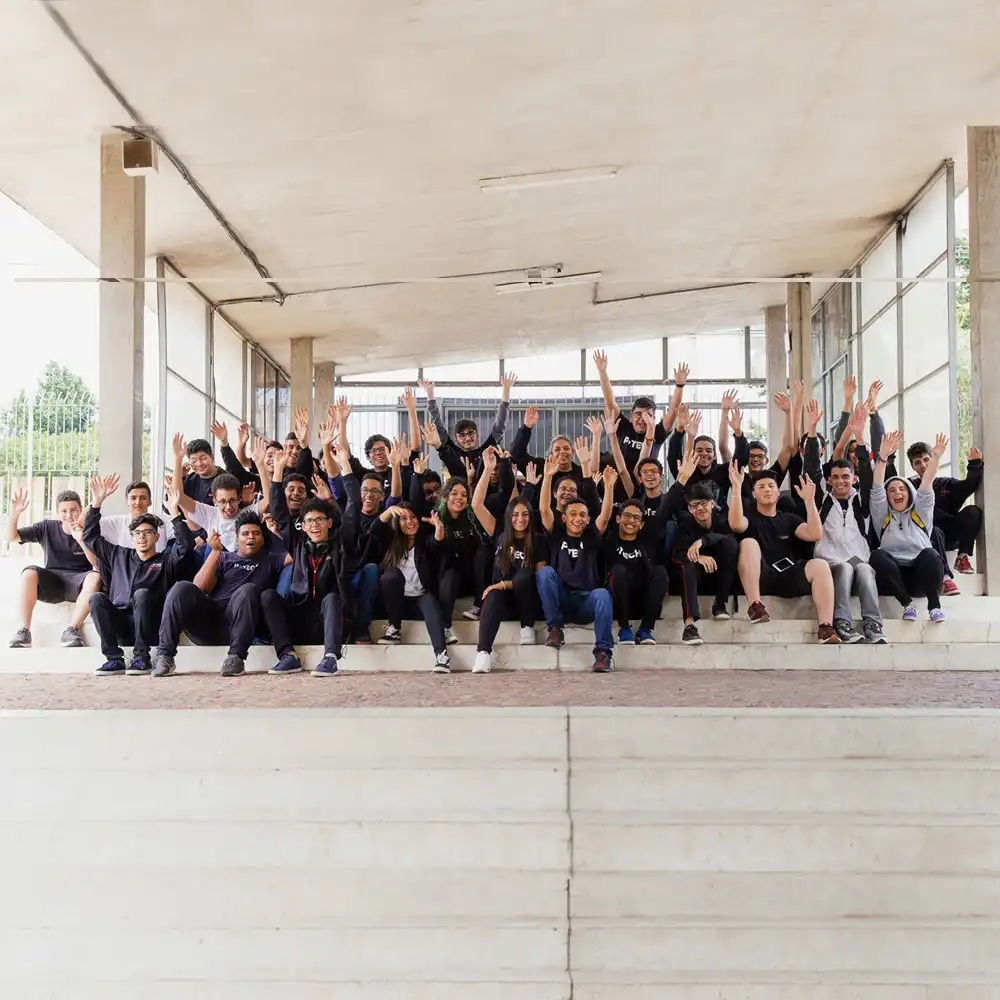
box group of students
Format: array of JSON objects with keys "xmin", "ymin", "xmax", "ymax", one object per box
[{"xmin": 4, "ymin": 355, "xmax": 984, "ymax": 674}]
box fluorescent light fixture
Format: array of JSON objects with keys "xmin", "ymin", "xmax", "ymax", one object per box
[
  {"xmin": 496, "ymin": 272, "xmax": 602, "ymax": 294},
  {"xmin": 480, "ymin": 166, "xmax": 618, "ymax": 193}
]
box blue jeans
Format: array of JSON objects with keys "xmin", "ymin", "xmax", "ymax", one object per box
[
  {"xmin": 350, "ymin": 563, "xmax": 381, "ymax": 636},
  {"xmin": 535, "ymin": 566, "xmax": 614, "ymax": 652}
]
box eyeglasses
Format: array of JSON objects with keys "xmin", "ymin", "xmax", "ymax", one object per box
[
  {"xmin": 215, "ymin": 498, "xmax": 240, "ymax": 509},
  {"xmin": 360, "ymin": 489, "xmax": 384, "ymax": 498},
  {"xmin": 619, "ymin": 513, "xmax": 643, "ymax": 523},
  {"xmin": 302, "ymin": 517, "xmax": 329, "ymax": 527},
  {"xmin": 688, "ymin": 500, "xmax": 713, "ymax": 511},
  {"xmin": 131, "ymin": 528, "xmax": 158, "ymax": 538}
]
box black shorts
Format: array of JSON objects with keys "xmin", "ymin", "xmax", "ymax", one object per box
[
  {"xmin": 26, "ymin": 566, "xmax": 92, "ymax": 604},
  {"xmin": 759, "ymin": 560, "xmax": 811, "ymax": 598}
]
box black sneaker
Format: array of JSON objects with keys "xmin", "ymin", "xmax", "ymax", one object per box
[
  {"xmin": 126, "ymin": 654, "xmax": 152, "ymax": 675},
  {"xmin": 834, "ymin": 619, "xmax": 865, "ymax": 644},
  {"xmin": 151, "ymin": 654, "xmax": 176, "ymax": 677},
  {"xmin": 863, "ymin": 620, "xmax": 889, "ymax": 645},
  {"xmin": 269, "ymin": 652, "xmax": 303, "ymax": 674},
  {"xmin": 592, "ymin": 649, "xmax": 614, "ymax": 673},
  {"xmin": 461, "ymin": 606, "xmax": 481, "ymax": 621},
  {"xmin": 94, "ymin": 658, "xmax": 126, "ymax": 675},
  {"xmin": 682, "ymin": 624, "xmax": 703, "ymax": 645},
  {"xmin": 380, "ymin": 625, "xmax": 402, "ymax": 643},
  {"xmin": 711, "ymin": 605, "xmax": 731, "ymax": 621},
  {"xmin": 8, "ymin": 627, "xmax": 31, "ymax": 648},
  {"xmin": 221, "ymin": 655, "xmax": 245, "ymax": 677},
  {"xmin": 545, "ymin": 626, "xmax": 565, "ymax": 648}
]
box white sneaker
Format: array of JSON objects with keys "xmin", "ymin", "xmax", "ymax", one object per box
[
  {"xmin": 472, "ymin": 651, "xmax": 492, "ymax": 673},
  {"xmin": 433, "ymin": 651, "xmax": 451, "ymax": 673},
  {"xmin": 519, "ymin": 626, "xmax": 536, "ymax": 645}
]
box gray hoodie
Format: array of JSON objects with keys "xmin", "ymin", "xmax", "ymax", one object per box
[{"xmin": 869, "ymin": 476, "xmax": 934, "ymax": 565}]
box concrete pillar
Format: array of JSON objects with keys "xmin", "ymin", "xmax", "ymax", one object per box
[
  {"xmin": 98, "ymin": 134, "xmax": 145, "ymax": 510},
  {"xmin": 314, "ymin": 361, "xmax": 335, "ymax": 426},
  {"xmin": 968, "ymin": 126, "xmax": 1000, "ymax": 589},
  {"xmin": 787, "ymin": 281, "xmax": 812, "ymax": 392},
  {"xmin": 289, "ymin": 337, "xmax": 314, "ymax": 432},
  {"xmin": 764, "ymin": 304, "xmax": 788, "ymax": 449}
]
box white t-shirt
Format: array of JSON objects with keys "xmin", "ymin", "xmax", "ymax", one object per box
[
  {"xmin": 100, "ymin": 514, "xmax": 172, "ymax": 552},
  {"xmin": 400, "ymin": 548, "xmax": 424, "ymax": 597},
  {"xmin": 190, "ymin": 500, "xmax": 259, "ymax": 552}
]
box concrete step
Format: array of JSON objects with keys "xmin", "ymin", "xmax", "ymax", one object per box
[{"xmin": 2, "ymin": 640, "xmax": 997, "ymax": 673}]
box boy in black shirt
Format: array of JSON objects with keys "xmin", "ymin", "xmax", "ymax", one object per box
[
  {"xmin": 728, "ymin": 464, "xmax": 839, "ymax": 642},
  {"xmin": 176, "ymin": 434, "xmax": 222, "ymax": 506},
  {"xmin": 152, "ymin": 509, "xmax": 291, "ymax": 677},
  {"xmin": 6, "ymin": 487, "xmax": 101, "ymax": 649},
  {"xmin": 537, "ymin": 458, "xmax": 617, "ymax": 672},
  {"xmin": 84, "ymin": 476, "xmax": 192, "ymax": 674},
  {"xmin": 603, "ymin": 500, "xmax": 668, "ymax": 646}
]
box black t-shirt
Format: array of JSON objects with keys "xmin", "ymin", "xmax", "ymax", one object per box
[
  {"xmin": 739, "ymin": 510, "xmax": 804, "ymax": 565},
  {"xmin": 547, "ymin": 523, "xmax": 601, "ymax": 591},
  {"xmin": 17, "ymin": 520, "xmax": 92, "ymax": 575},
  {"xmin": 633, "ymin": 489, "xmax": 669, "ymax": 545},
  {"xmin": 602, "ymin": 532, "xmax": 650, "ymax": 577},
  {"xmin": 211, "ymin": 550, "xmax": 288, "ymax": 604},
  {"xmin": 617, "ymin": 418, "xmax": 667, "ymax": 472},
  {"xmin": 491, "ymin": 530, "xmax": 550, "ymax": 583},
  {"xmin": 183, "ymin": 471, "xmax": 218, "ymax": 507}
]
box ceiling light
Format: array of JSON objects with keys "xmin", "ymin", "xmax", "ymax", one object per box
[
  {"xmin": 496, "ymin": 272, "xmax": 602, "ymax": 294},
  {"xmin": 480, "ymin": 166, "xmax": 618, "ymax": 193}
]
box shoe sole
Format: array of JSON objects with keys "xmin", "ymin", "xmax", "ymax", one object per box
[
  {"xmin": 151, "ymin": 667, "xmax": 175, "ymax": 677},
  {"xmin": 269, "ymin": 666, "xmax": 304, "ymax": 674},
  {"xmin": 592, "ymin": 665, "xmax": 614, "ymax": 673},
  {"xmin": 472, "ymin": 667, "xmax": 491, "ymax": 674},
  {"xmin": 712, "ymin": 614, "xmax": 731, "ymax": 621},
  {"xmin": 433, "ymin": 665, "xmax": 451, "ymax": 674},
  {"xmin": 618, "ymin": 640, "xmax": 635, "ymax": 646},
  {"xmin": 8, "ymin": 641, "xmax": 30, "ymax": 648},
  {"xmin": 520, "ymin": 639, "xmax": 536, "ymax": 646},
  {"xmin": 819, "ymin": 635, "xmax": 842, "ymax": 644},
  {"xmin": 445, "ymin": 637, "xmax": 459, "ymax": 645},
  {"xmin": 311, "ymin": 669, "xmax": 339, "ymax": 676},
  {"xmin": 94, "ymin": 667, "xmax": 126, "ymax": 675},
  {"xmin": 378, "ymin": 637, "xmax": 402, "ymax": 644},
  {"xmin": 125, "ymin": 667, "xmax": 150, "ymax": 675},
  {"xmin": 638, "ymin": 639, "xmax": 656, "ymax": 645},
  {"xmin": 682, "ymin": 638, "xmax": 703, "ymax": 646},
  {"xmin": 461, "ymin": 612, "xmax": 480, "ymax": 621},
  {"xmin": 61, "ymin": 639, "xmax": 85, "ymax": 648},
  {"xmin": 840, "ymin": 634, "xmax": 866, "ymax": 644},
  {"xmin": 748, "ymin": 616, "xmax": 770, "ymax": 625}
]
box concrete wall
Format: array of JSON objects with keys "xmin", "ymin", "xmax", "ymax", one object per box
[{"xmin": 0, "ymin": 707, "xmax": 998, "ymax": 997}]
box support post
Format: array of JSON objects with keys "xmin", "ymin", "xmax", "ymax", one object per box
[
  {"xmin": 98, "ymin": 134, "xmax": 145, "ymax": 508},
  {"xmin": 787, "ymin": 281, "xmax": 813, "ymax": 392},
  {"xmin": 313, "ymin": 361, "xmax": 335, "ymax": 426},
  {"xmin": 764, "ymin": 304, "xmax": 787, "ymax": 449},
  {"xmin": 289, "ymin": 337, "xmax": 314, "ymax": 433},
  {"xmin": 968, "ymin": 126, "xmax": 1000, "ymax": 590}
]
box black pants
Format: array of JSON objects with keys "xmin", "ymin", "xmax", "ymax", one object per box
[
  {"xmin": 673, "ymin": 535, "xmax": 739, "ymax": 621},
  {"xmin": 261, "ymin": 589, "xmax": 343, "ymax": 657},
  {"xmin": 608, "ymin": 563, "xmax": 668, "ymax": 631},
  {"xmin": 477, "ymin": 568, "xmax": 540, "ymax": 652},
  {"xmin": 157, "ymin": 580, "xmax": 262, "ymax": 658},
  {"xmin": 936, "ymin": 505, "xmax": 982, "ymax": 558},
  {"xmin": 870, "ymin": 547, "xmax": 943, "ymax": 611},
  {"xmin": 381, "ymin": 567, "xmax": 447, "ymax": 653},
  {"xmin": 438, "ymin": 546, "xmax": 492, "ymax": 626},
  {"xmin": 89, "ymin": 589, "xmax": 162, "ymax": 659}
]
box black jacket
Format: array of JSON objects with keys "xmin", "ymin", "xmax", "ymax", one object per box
[
  {"xmin": 908, "ymin": 459, "xmax": 983, "ymax": 518},
  {"xmin": 661, "ymin": 481, "xmax": 733, "ymax": 558},
  {"xmin": 666, "ymin": 431, "xmax": 750, "ymax": 506},
  {"xmin": 375, "ymin": 520, "xmax": 440, "ymax": 592},
  {"xmin": 83, "ymin": 507, "xmax": 191, "ymax": 608}
]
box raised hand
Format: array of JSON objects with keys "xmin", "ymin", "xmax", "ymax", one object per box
[
  {"xmin": 89, "ymin": 474, "xmax": 105, "ymax": 506},
  {"xmin": 462, "ymin": 457, "xmax": 476, "ymax": 483},
  {"xmin": 420, "ymin": 421, "xmax": 441, "ymax": 450},
  {"xmin": 481, "ymin": 446, "xmax": 498, "ymax": 473},
  {"xmin": 592, "ymin": 350, "xmax": 608, "ymax": 374},
  {"xmin": 728, "ymin": 406, "xmax": 743, "ymax": 436},
  {"xmin": 524, "ymin": 405, "xmax": 540, "ymax": 429},
  {"xmin": 804, "ymin": 399, "xmax": 823, "ymax": 432},
  {"xmin": 172, "ymin": 432, "xmax": 186, "ymax": 460},
  {"xmin": 312, "ymin": 474, "xmax": 333, "ymax": 501},
  {"xmin": 865, "ymin": 380, "xmax": 884, "ymax": 414},
  {"xmin": 165, "ymin": 484, "xmax": 181, "ymax": 517},
  {"xmin": 773, "ymin": 392, "xmax": 791, "ymax": 412},
  {"xmin": 207, "ymin": 530, "xmax": 225, "ymax": 553},
  {"xmin": 574, "ymin": 436, "xmax": 592, "ymax": 468},
  {"xmin": 603, "ymin": 412, "xmax": 620, "ymax": 438},
  {"xmin": 10, "ymin": 487, "xmax": 29, "ymax": 515},
  {"xmin": 675, "ymin": 403, "xmax": 690, "ymax": 432},
  {"xmin": 729, "ymin": 460, "xmax": 745, "ymax": 489},
  {"xmin": 421, "ymin": 510, "xmax": 443, "ymax": 530},
  {"xmin": 401, "ymin": 386, "xmax": 418, "ymax": 411},
  {"xmin": 672, "ymin": 362, "xmax": 690, "ymax": 386},
  {"xmin": 677, "ymin": 448, "xmax": 699, "ymax": 483},
  {"xmin": 687, "ymin": 409, "xmax": 703, "ymax": 438},
  {"xmin": 969, "ymin": 445, "xmax": 984, "ymax": 462},
  {"xmin": 317, "ymin": 421, "xmax": 337, "ymax": 448},
  {"xmin": 848, "ymin": 402, "xmax": 867, "ymax": 439},
  {"xmin": 880, "ymin": 429, "xmax": 903, "ymax": 461},
  {"xmin": 793, "ymin": 475, "xmax": 817, "ymax": 505},
  {"xmin": 252, "ymin": 435, "xmax": 268, "ymax": 469},
  {"xmin": 721, "ymin": 390, "xmax": 739, "ymax": 412},
  {"xmin": 398, "ymin": 433, "xmax": 411, "ymax": 465},
  {"xmin": 237, "ymin": 422, "xmax": 251, "ymax": 449},
  {"xmin": 412, "ymin": 452, "xmax": 428, "ymax": 475},
  {"xmin": 272, "ymin": 447, "xmax": 288, "ymax": 479},
  {"xmin": 293, "ymin": 405, "xmax": 310, "ymax": 445},
  {"xmin": 327, "ymin": 402, "xmax": 341, "ymax": 426},
  {"xmin": 388, "ymin": 437, "xmax": 404, "ymax": 467},
  {"xmin": 336, "ymin": 396, "xmax": 353, "ymax": 422},
  {"xmin": 209, "ymin": 420, "xmax": 229, "ymax": 445},
  {"xmin": 932, "ymin": 433, "xmax": 949, "ymax": 458},
  {"xmin": 525, "ymin": 461, "xmax": 540, "ymax": 485},
  {"xmin": 602, "ymin": 465, "xmax": 619, "ymax": 490},
  {"xmin": 500, "ymin": 371, "xmax": 518, "ymax": 395},
  {"xmin": 417, "ymin": 378, "xmax": 436, "ymax": 400},
  {"xmin": 584, "ymin": 415, "xmax": 604, "ymax": 439},
  {"xmin": 842, "ymin": 375, "xmax": 857, "ymax": 405},
  {"xmin": 543, "ymin": 455, "xmax": 561, "ymax": 479},
  {"xmin": 790, "ymin": 379, "xmax": 805, "ymax": 403}
]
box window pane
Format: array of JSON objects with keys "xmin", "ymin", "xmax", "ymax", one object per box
[
  {"xmin": 823, "ymin": 283, "xmax": 851, "ymax": 369},
  {"xmin": 276, "ymin": 374, "xmax": 290, "ymax": 440},
  {"xmin": 749, "ymin": 329, "xmax": 766, "ymax": 380},
  {"xmin": 252, "ymin": 353, "xmax": 266, "ymax": 433},
  {"xmin": 166, "ymin": 373, "xmax": 206, "ymax": 453},
  {"xmin": 585, "ymin": 339, "xmax": 664, "ymax": 381},
  {"xmin": 422, "ymin": 360, "xmax": 499, "ymax": 383},
  {"xmin": 669, "ymin": 331, "xmax": 746, "ymax": 379},
  {"xmin": 165, "ymin": 280, "xmax": 207, "ymax": 391},
  {"xmin": 264, "ymin": 366, "xmax": 276, "ymax": 439},
  {"xmin": 350, "ymin": 367, "xmax": 420, "ymax": 383},
  {"xmin": 903, "ymin": 369, "xmax": 951, "ymax": 469},
  {"xmin": 213, "ymin": 319, "xmax": 245, "ymax": 417},
  {"xmin": 860, "ymin": 230, "xmax": 897, "ymax": 324},
  {"xmin": 505, "ymin": 350, "xmax": 582, "ymax": 382},
  {"xmin": 812, "ymin": 310, "xmax": 824, "ymax": 378},
  {"xmin": 902, "ymin": 174, "xmax": 947, "ymax": 278},
  {"xmin": 901, "ymin": 263, "xmax": 949, "ymax": 387},
  {"xmin": 861, "ymin": 304, "xmax": 898, "ymax": 395}
]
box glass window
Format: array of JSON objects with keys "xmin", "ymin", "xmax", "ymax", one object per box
[
  {"xmin": 749, "ymin": 329, "xmax": 766, "ymax": 380},
  {"xmin": 823, "ymin": 284, "xmax": 851, "ymax": 369},
  {"xmin": 422, "ymin": 360, "xmax": 500, "ymax": 383},
  {"xmin": 860, "ymin": 229, "xmax": 897, "ymax": 324},
  {"xmin": 213, "ymin": 318, "xmax": 245, "ymax": 418},
  {"xmin": 276, "ymin": 374, "xmax": 290, "ymax": 440},
  {"xmin": 861, "ymin": 304, "xmax": 898, "ymax": 396},
  {"xmin": 901, "ymin": 263, "xmax": 950, "ymax": 387},
  {"xmin": 811, "ymin": 311, "xmax": 824, "ymax": 380},
  {"xmin": 350, "ymin": 367, "xmax": 420, "ymax": 383},
  {"xmin": 504, "ymin": 350, "xmax": 583, "ymax": 382},
  {"xmin": 264, "ymin": 365, "xmax": 276, "ymax": 440},
  {"xmin": 166, "ymin": 373, "xmax": 207, "ymax": 451},
  {"xmin": 668, "ymin": 332, "xmax": 745, "ymax": 379},
  {"xmin": 164, "ymin": 279, "xmax": 207, "ymax": 391},
  {"xmin": 903, "ymin": 369, "xmax": 951, "ymax": 469},
  {"xmin": 902, "ymin": 174, "xmax": 947, "ymax": 279},
  {"xmin": 585, "ymin": 339, "xmax": 664, "ymax": 381},
  {"xmin": 251, "ymin": 353, "xmax": 266, "ymax": 433}
]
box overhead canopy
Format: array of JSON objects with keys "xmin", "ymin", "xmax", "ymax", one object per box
[{"xmin": 0, "ymin": 0, "xmax": 996, "ymax": 373}]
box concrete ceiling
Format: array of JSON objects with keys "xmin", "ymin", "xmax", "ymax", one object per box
[{"xmin": 1, "ymin": 0, "xmax": 998, "ymax": 374}]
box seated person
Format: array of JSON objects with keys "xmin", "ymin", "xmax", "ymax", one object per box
[
  {"xmin": 210, "ymin": 420, "xmax": 262, "ymax": 492},
  {"xmin": 376, "ymin": 503, "xmax": 451, "ymax": 673},
  {"xmin": 664, "ymin": 452, "xmax": 738, "ymax": 645},
  {"xmin": 471, "ymin": 450, "xmax": 548, "ymax": 673},
  {"xmin": 667, "ymin": 403, "xmax": 750, "ymax": 508},
  {"xmin": 98, "ymin": 480, "xmax": 170, "ymax": 552},
  {"xmin": 728, "ymin": 464, "xmax": 839, "ymax": 643},
  {"xmin": 6, "ymin": 487, "xmax": 101, "ymax": 649},
  {"xmin": 176, "ymin": 466, "xmax": 263, "ymax": 553},
  {"xmin": 536, "ymin": 460, "xmax": 617, "ymax": 672},
  {"xmin": 84, "ymin": 476, "xmax": 192, "ymax": 674},
  {"xmin": 418, "ymin": 373, "xmax": 515, "ymax": 477},
  {"xmin": 152, "ymin": 510, "xmax": 291, "ymax": 677},
  {"xmin": 869, "ymin": 431, "xmax": 947, "ymax": 624},
  {"xmin": 603, "ymin": 499, "xmax": 668, "ymax": 646},
  {"xmin": 261, "ymin": 492, "xmax": 353, "ymax": 678},
  {"xmin": 509, "ymin": 407, "xmax": 586, "ymax": 495},
  {"xmin": 176, "ymin": 435, "xmax": 222, "ymax": 506},
  {"xmin": 906, "ymin": 440, "xmax": 983, "ymax": 576}
]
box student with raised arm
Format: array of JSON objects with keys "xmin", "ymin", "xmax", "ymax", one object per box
[
  {"xmin": 418, "ymin": 372, "xmax": 515, "ymax": 478},
  {"xmin": 471, "ymin": 447, "xmax": 548, "ymax": 672},
  {"xmin": 509, "ymin": 406, "xmax": 588, "ymax": 500},
  {"xmin": 210, "ymin": 420, "xmax": 259, "ymax": 492},
  {"xmin": 98, "ymin": 479, "xmax": 171, "ymax": 552},
  {"xmin": 179, "ymin": 437, "xmax": 223, "ymax": 505},
  {"xmin": 869, "ymin": 430, "xmax": 947, "ymax": 624},
  {"xmin": 85, "ymin": 476, "xmax": 192, "ymax": 674},
  {"xmin": 666, "ymin": 406, "xmax": 748, "ymax": 507},
  {"xmin": 729, "ymin": 460, "xmax": 840, "ymax": 642},
  {"xmin": 536, "ymin": 458, "xmax": 618, "ymax": 672}
]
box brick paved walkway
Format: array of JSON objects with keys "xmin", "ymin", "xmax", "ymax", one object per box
[{"xmin": 1, "ymin": 669, "xmax": 998, "ymax": 710}]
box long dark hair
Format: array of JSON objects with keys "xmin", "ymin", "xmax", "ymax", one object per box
[
  {"xmin": 380, "ymin": 502, "xmax": 422, "ymax": 569},
  {"xmin": 438, "ymin": 479, "xmax": 483, "ymax": 541},
  {"xmin": 497, "ymin": 498, "xmax": 536, "ymax": 578}
]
